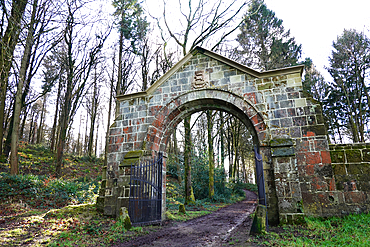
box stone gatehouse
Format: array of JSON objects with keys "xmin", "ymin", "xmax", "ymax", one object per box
[{"xmin": 97, "ymin": 47, "xmax": 370, "ymax": 225}]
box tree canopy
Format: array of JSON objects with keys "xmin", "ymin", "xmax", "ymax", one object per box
[
  {"xmin": 326, "ymin": 29, "xmax": 370, "ymax": 142},
  {"xmin": 235, "ymin": 0, "xmax": 302, "ymax": 70}
]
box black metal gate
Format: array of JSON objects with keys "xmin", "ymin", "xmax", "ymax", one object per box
[
  {"xmin": 254, "ymin": 147, "xmax": 266, "ymax": 206},
  {"xmin": 129, "ymin": 153, "xmax": 163, "ymax": 225},
  {"xmin": 254, "ymin": 146, "xmax": 268, "ymax": 230}
]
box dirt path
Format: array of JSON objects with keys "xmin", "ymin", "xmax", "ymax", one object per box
[{"xmin": 112, "ymin": 190, "xmax": 258, "ymax": 247}]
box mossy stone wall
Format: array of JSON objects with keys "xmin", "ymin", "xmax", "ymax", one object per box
[{"xmin": 330, "ymin": 143, "xmax": 370, "ymax": 191}]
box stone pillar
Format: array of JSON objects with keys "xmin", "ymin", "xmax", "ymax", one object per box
[
  {"xmin": 97, "ymin": 150, "xmax": 150, "ymax": 217},
  {"xmin": 270, "ymin": 138, "xmax": 304, "ymax": 224}
]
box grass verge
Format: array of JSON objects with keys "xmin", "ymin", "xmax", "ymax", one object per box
[{"xmin": 250, "ymin": 213, "xmax": 370, "ymax": 246}]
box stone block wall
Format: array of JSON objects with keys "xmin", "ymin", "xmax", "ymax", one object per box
[
  {"xmin": 330, "ymin": 143, "xmax": 370, "ymax": 191},
  {"xmin": 329, "ymin": 143, "xmax": 370, "ymax": 214}
]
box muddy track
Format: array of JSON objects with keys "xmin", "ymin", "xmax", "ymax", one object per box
[{"xmin": 112, "ymin": 190, "xmax": 258, "ymax": 247}]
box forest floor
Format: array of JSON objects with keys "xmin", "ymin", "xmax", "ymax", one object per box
[{"xmin": 0, "ymin": 144, "xmax": 260, "ymax": 246}]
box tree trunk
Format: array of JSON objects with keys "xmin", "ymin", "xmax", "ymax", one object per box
[
  {"xmin": 28, "ymin": 111, "xmax": 35, "ymax": 143},
  {"xmin": 241, "ymin": 156, "xmax": 247, "ymax": 183},
  {"xmin": 50, "ymin": 78, "xmax": 62, "ymax": 151},
  {"xmin": 19, "ymin": 106, "xmax": 29, "ymax": 140},
  {"xmin": 0, "ymin": 0, "xmax": 28, "ymax": 155},
  {"xmin": 173, "ymin": 127, "xmax": 181, "ymax": 183},
  {"xmin": 4, "ymin": 109, "xmax": 14, "ymax": 158},
  {"xmin": 31, "ymin": 121, "xmax": 37, "ymax": 144},
  {"xmin": 56, "ymin": 89, "xmax": 70, "ymax": 177},
  {"xmin": 105, "ymin": 55, "xmax": 115, "ymax": 167},
  {"xmin": 88, "ymin": 114, "xmax": 96, "ymax": 156},
  {"xmin": 84, "ymin": 110, "xmax": 89, "ymax": 155},
  {"xmin": 232, "ymin": 123, "xmax": 240, "ymax": 182},
  {"xmin": 220, "ymin": 112, "xmax": 225, "ymax": 170},
  {"xmin": 184, "ymin": 116, "xmax": 195, "ymax": 205},
  {"xmin": 95, "ymin": 118, "xmax": 99, "ymax": 157},
  {"xmin": 88, "ymin": 80, "xmax": 98, "ymax": 156},
  {"xmin": 76, "ymin": 113, "xmax": 82, "ymax": 155},
  {"xmin": 115, "ymin": 30, "xmax": 124, "ymax": 115},
  {"xmin": 56, "ymin": 13, "xmax": 74, "ymax": 177},
  {"xmin": 228, "ymin": 127, "xmax": 233, "ymax": 180},
  {"xmin": 207, "ymin": 110, "xmax": 214, "ymax": 199},
  {"xmin": 4, "ymin": 72, "xmax": 35, "ymax": 157},
  {"xmin": 36, "ymin": 94, "xmax": 46, "ymax": 144}
]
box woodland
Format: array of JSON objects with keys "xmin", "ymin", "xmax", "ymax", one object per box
[{"xmin": 1, "ymin": 0, "xmax": 370, "ymax": 246}]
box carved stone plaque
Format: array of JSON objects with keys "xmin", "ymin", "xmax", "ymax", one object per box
[{"xmin": 192, "ymin": 70, "xmax": 209, "ymax": 89}]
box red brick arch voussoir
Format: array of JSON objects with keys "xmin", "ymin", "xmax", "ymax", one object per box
[{"xmin": 144, "ymin": 89, "xmax": 268, "ymax": 154}]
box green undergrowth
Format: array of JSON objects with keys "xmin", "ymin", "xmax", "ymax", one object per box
[
  {"xmin": 165, "ymin": 177, "xmax": 255, "ymax": 222},
  {"xmin": 0, "ymin": 172, "xmax": 100, "ymax": 209},
  {"xmin": 0, "ymin": 143, "xmax": 102, "ymax": 178},
  {"xmin": 0, "ymin": 143, "xmax": 103, "ymax": 210},
  {"xmin": 0, "ymin": 143, "xmax": 107, "ymax": 246},
  {"xmin": 254, "ymin": 213, "xmax": 370, "ymax": 246},
  {"xmin": 46, "ymin": 204, "xmax": 148, "ymax": 247},
  {"xmin": 0, "ymin": 203, "xmax": 149, "ymax": 246},
  {"xmin": 166, "ymin": 151, "xmax": 257, "ymax": 206},
  {"xmin": 165, "ymin": 199, "xmax": 227, "ymax": 222}
]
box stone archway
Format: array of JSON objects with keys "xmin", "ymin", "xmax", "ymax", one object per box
[
  {"xmin": 145, "ymin": 89, "xmax": 265, "ymax": 153},
  {"xmin": 142, "ymin": 89, "xmax": 279, "ymax": 223},
  {"xmin": 97, "ymin": 47, "xmax": 339, "ymax": 225}
]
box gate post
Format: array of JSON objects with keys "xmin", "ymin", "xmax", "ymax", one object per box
[
  {"xmin": 97, "ymin": 150, "xmax": 150, "ymax": 218},
  {"xmin": 259, "ymin": 146, "xmax": 280, "ymax": 226}
]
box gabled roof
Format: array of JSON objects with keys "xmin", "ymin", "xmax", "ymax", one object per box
[{"xmin": 117, "ymin": 46, "xmax": 304, "ymax": 101}]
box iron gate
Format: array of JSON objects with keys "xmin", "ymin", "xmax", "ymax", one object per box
[{"xmin": 129, "ymin": 152, "xmax": 163, "ymax": 225}]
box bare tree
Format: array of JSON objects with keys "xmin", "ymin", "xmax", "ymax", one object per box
[
  {"xmin": 27, "ymin": 100, "xmax": 42, "ymax": 144},
  {"xmin": 35, "ymin": 93, "xmax": 47, "ymax": 144},
  {"xmin": 157, "ymin": 0, "xmax": 249, "ymax": 55},
  {"xmin": 48, "ymin": 50, "xmax": 65, "ymax": 152},
  {"xmin": 184, "ymin": 115, "xmax": 195, "ymax": 204},
  {"xmin": 9, "ymin": 0, "xmax": 63, "ymax": 173},
  {"xmin": 139, "ymin": 37, "xmax": 177, "ymax": 91},
  {"xmin": 206, "ymin": 110, "xmax": 215, "ymax": 198},
  {"xmin": 0, "ymin": 0, "xmax": 28, "ymax": 155},
  {"xmin": 104, "ymin": 53, "xmax": 115, "ymax": 166},
  {"xmin": 86, "ymin": 64, "xmax": 104, "ymax": 157},
  {"xmin": 55, "ymin": 0, "xmax": 110, "ymax": 177}
]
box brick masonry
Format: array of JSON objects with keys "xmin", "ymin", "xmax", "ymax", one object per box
[{"xmin": 97, "ymin": 47, "xmax": 369, "ymax": 225}]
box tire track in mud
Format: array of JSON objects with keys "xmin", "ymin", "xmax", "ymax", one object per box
[{"xmin": 112, "ymin": 190, "xmax": 257, "ymax": 247}]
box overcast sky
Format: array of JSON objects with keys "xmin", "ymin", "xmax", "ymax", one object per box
[{"xmin": 264, "ymin": 0, "xmax": 370, "ymax": 81}]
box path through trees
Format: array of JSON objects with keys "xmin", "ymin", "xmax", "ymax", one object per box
[{"xmin": 112, "ymin": 190, "xmax": 258, "ymax": 247}]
